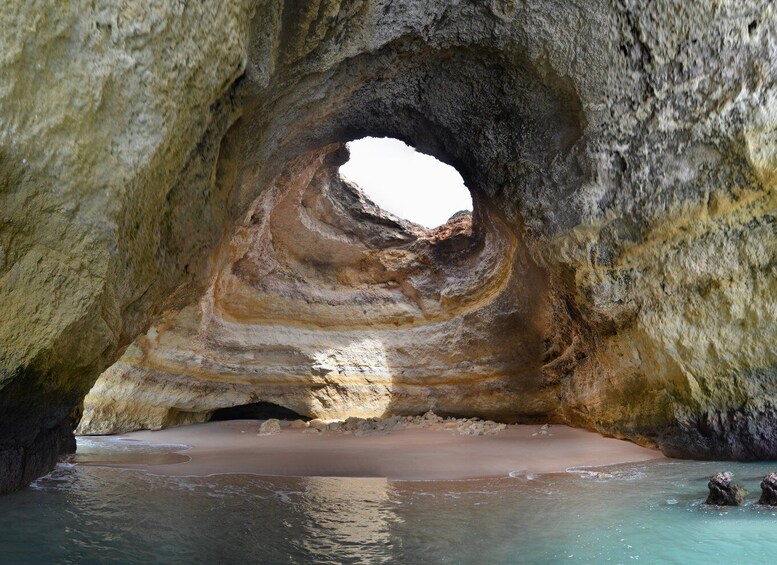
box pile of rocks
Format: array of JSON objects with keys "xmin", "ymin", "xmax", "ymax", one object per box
[
  {"xmin": 532, "ymin": 423, "xmax": 552, "ymax": 437},
  {"xmin": 259, "ymin": 411, "xmax": 509, "ymax": 437}
]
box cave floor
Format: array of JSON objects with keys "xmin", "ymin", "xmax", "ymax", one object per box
[{"xmin": 74, "ymin": 421, "xmax": 663, "ymax": 481}]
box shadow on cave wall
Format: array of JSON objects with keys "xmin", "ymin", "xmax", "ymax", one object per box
[{"xmin": 210, "ymin": 401, "xmax": 309, "ymax": 422}]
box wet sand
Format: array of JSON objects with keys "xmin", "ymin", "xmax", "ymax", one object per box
[{"xmin": 76, "ymin": 420, "xmax": 664, "ymax": 480}]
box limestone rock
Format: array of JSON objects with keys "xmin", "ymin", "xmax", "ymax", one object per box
[
  {"xmin": 308, "ymin": 420, "xmax": 327, "ymax": 431},
  {"xmin": 77, "ymin": 0, "xmax": 777, "ymax": 463},
  {"xmin": 0, "ymin": 0, "xmax": 255, "ymax": 493},
  {"xmin": 1, "ymin": 0, "xmax": 776, "ymax": 492},
  {"xmin": 706, "ymin": 472, "xmax": 747, "ymax": 506},
  {"xmin": 289, "ymin": 420, "xmax": 309, "ymax": 430},
  {"xmin": 258, "ymin": 419, "xmax": 281, "ymax": 436},
  {"xmin": 759, "ymin": 473, "xmax": 777, "ymax": 505},
  {"xmin": 77, "ymin": 146, "xmax": 547, "ymax": 430},
  {"xmin": 266, "ymin": 413, "xmax": 511, "ymax": 438}
]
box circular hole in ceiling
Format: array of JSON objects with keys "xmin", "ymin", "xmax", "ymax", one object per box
[{"xmin": 339, "ymin": 137, "xmax": 473, "ymax": 229}]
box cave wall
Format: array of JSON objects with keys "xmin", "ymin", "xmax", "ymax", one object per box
[
  {"xmin": 78, "ymin": 146, "xmax": 554, "ymax": 433},
  {"xmin": 1, "ymin": 0, "xmax": 776, "ymax": 491},
  {"xmin": 0, "ymin": 1, "xmax": 256, "ymax": 492}
]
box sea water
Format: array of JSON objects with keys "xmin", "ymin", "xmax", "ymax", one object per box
[{"xmin": 1, "ymin": 438, "xmax": 777, "ymax": 564}]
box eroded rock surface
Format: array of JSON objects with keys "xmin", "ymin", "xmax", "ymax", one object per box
[
  {"xmin": 1, "ymin": 0, "xmax": 776, "ymax": 491},
  {"xmin": 78, "ymin": 146, "xmax": 551, "ymax": 433},
  {"xmin": 759, "ymin": 472, "xmax": 777, "ymax": 505},
  {"xmin": 0, "ymin": 1, "xmax": 255, "ymax": 493},
  {"xmin": 265, "ymin": 411, "xmax": 509, "ymax": 437},
  {"xmin": 258, "ymin": 419, "xmax": 281, "ymax": 436},
  {"xmin": 706, "ymin": 472, "xmax": 747, "ymax": 506}
]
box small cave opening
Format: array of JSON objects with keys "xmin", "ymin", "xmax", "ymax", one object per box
[
  {"xmin": 338, "ymin": 136, "xmax": 473, "ymax": 229},
  {"xmin": 209, "ymin": 402, "xmax": 309, "ymax": 422}
]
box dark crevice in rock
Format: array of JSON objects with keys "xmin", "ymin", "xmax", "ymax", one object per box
[{"xmin": 210, "ymin": 402, "xmax": 309, "ymax": 422}]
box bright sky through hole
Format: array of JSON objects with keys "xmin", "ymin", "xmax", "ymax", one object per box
[{"xmin": 339, "ymin": 137, "xmax": 473, "ymax": 228}]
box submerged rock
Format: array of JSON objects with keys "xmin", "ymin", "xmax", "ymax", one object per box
[
  {"xmin": 706, "ymin": 472, "xmax": 747, "ymax": 506},
  {"xmin": 759, "ymin": 473, "xmax": 777, "ymax": 505}
]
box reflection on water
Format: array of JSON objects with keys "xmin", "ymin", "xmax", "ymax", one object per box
[
  {"xmin": 299, "ymin": 478, "xmax": 395, "ymax": 561},
  {"xmin": 2, "ymin": 442, "xmax": 777, "ymax": 563},
  {"xmin": 73, "ymin": 437, "xmax": 190, "ymax": 466}
]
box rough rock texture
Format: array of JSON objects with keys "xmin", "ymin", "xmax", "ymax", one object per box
[
  {"xmin": 759, "ymin": 472, "xmax": 777, "ymax": 505},
  {"xmin": 314, "ymin": 412, "xmax": 510, "ymax": 437},
  {"xmin": 253, "ymin": 411, "xmax": 510, "ymax": 437},
  {"xmin": 258, "ymin": 419, "xmax": 281, "ymax": 435},
  {"xmin": 1, "ymin": 1, "xmax": 776, "ymax": 490},
  {"xmin": 78, "ymin": 148, "xmax": 551, "ymax": 433},
  {"xmin": 706, "ymin": 472, "xmax": 747, "ymax": 506},
  {"xmin": 0, "ymin": 1, "xmax": 256, "ymax": 493}
]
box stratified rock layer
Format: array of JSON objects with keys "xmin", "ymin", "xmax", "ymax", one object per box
[
  {"xmin": 79, "ymin": 146, "xmax": 551, "ymax": 433},
  {"xmin": 1, "ymin": 1, "xmax": 776, "ymax": 491}
]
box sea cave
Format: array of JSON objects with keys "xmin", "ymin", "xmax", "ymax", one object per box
[{"xmin": 1, "ymin": 1, "xmax": 776, "ymax": 563}]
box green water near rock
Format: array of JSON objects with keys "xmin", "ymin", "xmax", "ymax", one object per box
[{"xmin": 3, "ymin": 439, "xmax": 777, "ymax": 564}]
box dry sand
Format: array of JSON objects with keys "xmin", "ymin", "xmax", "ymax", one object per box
[{"xmin": 76, "ymin": 420, "xmax": 664, "ymax": 481}]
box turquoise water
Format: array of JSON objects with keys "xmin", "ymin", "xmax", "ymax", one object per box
[{"xmin": 2, "ymin": 439, "xmax": 777, "ymax": 564}]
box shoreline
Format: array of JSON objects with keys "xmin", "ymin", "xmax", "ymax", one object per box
[{"xmin": 74, "ymin": 419, "xmax": 665, "ymax": 481}]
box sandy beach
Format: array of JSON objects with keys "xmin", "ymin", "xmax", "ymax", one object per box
[{"xmin": 76, "ymin": 420, "xmax": 664, "ymax": 481}]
